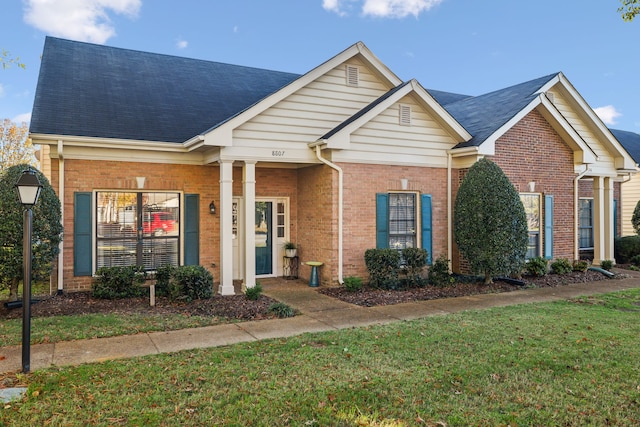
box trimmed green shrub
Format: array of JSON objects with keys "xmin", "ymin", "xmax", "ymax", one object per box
[
  {"xmin": 171, "ymin": 265, "xmax": 213, "ymax": 301},
  {"xmin": 268, "ymin": 302, "xmax": 296, "ymax": 318},
  {"xmin": 632, "ymin": 199, "xmax": 640, "ymax": 235},
  {"xmin": 364, "ymin": 248, "xmax": 401, "ymax": 290},
  {"xmin": 630, "ymin": 254, "xmax": 640, "ymax": 267},
  {"xmin": 454, "ymin": 158, "xmax": 528, "ymax": 284},
  {"xmin": 92, "ymin": 266, "xmax": 146, "ymax": 299},
  {"xmin": 572, "ymin": 259, "xmax": 589, "ymax": 272},
  {"xmin": 600, "ymin": 260, "xmax": 614, "ymax": 271},
  {"xmin": 614, "ymin": 235, "xmax": 640, "ymax": 264},
  {"xmin": 525, "ymin": 257, "xmax": 548, "ymax": 277},
  {"xmin": 0, "ymin": 164, "xmax": 63, "ymax": 301},
  {"xmin": 428, "ymin": 255, "xmax": 454, "ymax": 287},
  {"xmin": 245, "ymin": 282, "xmax": 263, "ymax": 301},
  {"xmin": 154, "ymin": 264, "xmax": 176, "ymax": 297},
  {"xmin": 550, "ymin": 258, "xmax": 572, "ymax": 275},
  {"xmin": 343, "ymin": 276, "xmax": 363, "ymax": 292},
  {"xmin": 401, "ymin": 247, "xmax": 428, "ymax": 287}
]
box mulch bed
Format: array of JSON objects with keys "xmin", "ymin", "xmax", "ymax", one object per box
[
  {"xmin": 0, "ymin": 270, "xmax": 622, "ymax": 319},
  {"xmin": 0, "ymin": 293, "xmax": 281, "ymax": 321},
  {"xmin": 319, "ymin": 270, "xmax": 615, "ymax": 307}
]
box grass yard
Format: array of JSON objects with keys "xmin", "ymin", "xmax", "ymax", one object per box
[
  {"xmin": 0, "ymin": 312, "xmax": 229, "ymax": 346},
  {"xmin": 2, "ymin": 289, "xmax": 639, "ymax": 426}
]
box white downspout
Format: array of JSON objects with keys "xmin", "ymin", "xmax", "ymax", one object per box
[
  {"xmin": 314, "ymin": 145, "xmax": 344, "ymax": 284},
  {"xmin": 57, "ymin": 140, "xmax": 64, "ymax": 294},
  {"xmin": 574, "ymin": 165, "xmax": 591, "ymax": 260},
  {"xmin": 447, "ymin": 152, "xmax": 452, "ymax": 270}
]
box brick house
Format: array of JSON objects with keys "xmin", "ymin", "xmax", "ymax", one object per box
[{"xmin": 30, "ymin": 37, "xmax": 636, "ymax": 294}]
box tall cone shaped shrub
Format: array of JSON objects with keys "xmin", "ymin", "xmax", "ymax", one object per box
[
  {"xmin": 454, "ymin": 158, "xmax": 528, "ymax": 284},
  {"xmin": 0, "ymin": 164, "xmax": 63, "ymax": 300}
]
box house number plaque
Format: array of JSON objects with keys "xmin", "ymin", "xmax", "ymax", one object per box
[{"xmin": 272, "ymin": 150, "xmax": 285, "ymax": 157}]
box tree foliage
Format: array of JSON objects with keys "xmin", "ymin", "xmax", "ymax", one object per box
[
  {"xmin": 631, "ymin": 199, "xmax": 640, "ymax": 234},
  {"xmin": 454, "ymin": 158, "xmax": 528, "ymax": 284},
  {"xmin": 1, "ymin": 119, "xmax": 36, "ymax": 171},
  {"xmin": 1, "ymin": 49, "xmax": 25, "ymax": 70},
  {"xmin": 619, "ymin": 0, "xmax": 640, "ymax": 21},
  {"xmin": 0, "ymin": 164, "xmax": 63, "ymax": 300}
]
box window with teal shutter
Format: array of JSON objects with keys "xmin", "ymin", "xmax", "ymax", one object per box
[
  {"xmin": 74, "ymin": 192, "xmax": 92, "ymax": 276},
  {"xmin": 544, "ymin": 195, "xmax": 554, "ymax": 259},
  {"xmin": 376, "ymin": 193, "xmax": 432, "ymax": 263},
  {"xmin": 184, "ymin": 194, "xmax": 199, "ymax": 265}
]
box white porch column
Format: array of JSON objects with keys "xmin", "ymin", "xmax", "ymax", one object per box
[
  {"xmin": 219, "ymin": 160, "xmax": 235, "ymax": 295},
  {"xmin": 592, "ymin": 177, "xmax": 605, "ymax": 266},
  {"xmin": 243, "ymin": 161, "xmax": 257, "ymax": 290},
  {"xmin": 603, "ymin": 177, "xmax": 615, "ymax": 263}
]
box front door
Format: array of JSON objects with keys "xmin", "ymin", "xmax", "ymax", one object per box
[{"xmin": 255, "ymin": 201, "xmax": 273, "ymax": 275}]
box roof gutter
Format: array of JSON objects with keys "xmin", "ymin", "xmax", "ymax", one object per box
[{"xmin": 313, "ymin": 144, "xmax": 343, "ymax": 284}]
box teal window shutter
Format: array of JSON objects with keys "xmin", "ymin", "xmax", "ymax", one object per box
[
  {"xmin": 421, "ymin": 194, "xmax": 433, "ymax": 264},
  {"xmin": 74, "ymin": 192, "xmax": 92, "ymax": 276},
  {"xmin": 376, "ymin": 193, "xmax": 389, "ymax": 248},
  {"xmin": 184, "ymin": 194, "xmax": 200, "ymax": 265},
  {"xmin": 544, "ymin": 195, "xmax": 554, "ymax": 259}
]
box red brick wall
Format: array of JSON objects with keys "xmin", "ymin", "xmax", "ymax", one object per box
[
  {"xmin": 56, "ymin": 159, "xmax": 298, "ymax": 292},
  {"xmin": 336, "ymin": 162, "xmax": 449, "ymax": 282},
  {"xmin": 492, "ymin": 110, "xmax": 576, "ymax": 260},
  {"xmin": 297, "ymin": 165, "xmax": 337, "ymax": 285},
  {"xmin": 452, "ymin": 110, "xmax": 577, "ymax": 272}
]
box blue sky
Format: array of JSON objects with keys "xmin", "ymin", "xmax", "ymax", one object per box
[{"xmin": 1, "ymin": 0, "xmax": 639, "ymax": 133}]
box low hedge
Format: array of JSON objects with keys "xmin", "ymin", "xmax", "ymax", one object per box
[
  {"xmin": 614, "ymin": 235, "xmax": 640, "ymax": 264},
  {"xmin": 92, "ymin": 266, "xmax": 146, "ymax": 299}
]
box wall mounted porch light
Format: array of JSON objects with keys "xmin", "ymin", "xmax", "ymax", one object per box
[
  {"xmin": 15, "ymin": 167, "xmax": 43, "ymax": 373},
  {"xmin": 209, "ymin": 201, "xmax": 216, "ymax": 215},
  {"xmin": 528, "ymin": 181, "xmax": 536, "ymax": 192}
]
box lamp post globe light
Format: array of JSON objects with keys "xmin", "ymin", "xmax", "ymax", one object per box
[{"xmin": 15, "ymin": 167, "xmax": 43, "ymax": 373}]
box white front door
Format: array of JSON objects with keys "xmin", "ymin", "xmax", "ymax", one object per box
[{"xmin": 233, "ymin": 197, "xmax": 289, "ymax": 279}]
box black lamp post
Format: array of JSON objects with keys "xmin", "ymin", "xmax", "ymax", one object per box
[{"xmin": 15, "ymin": 167, "xmax": 42, "ymax": 373}]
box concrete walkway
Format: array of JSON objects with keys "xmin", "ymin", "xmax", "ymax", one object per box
[{"xmin": 1, "ymin": 273, "xmax": 639, "ymax": 374}]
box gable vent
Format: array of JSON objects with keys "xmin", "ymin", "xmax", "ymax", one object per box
[
  {"xmin": 346, "ymin": 65, "xmax": 359, "ymax": 87},
  {"xmin": 399, "ymin": 104, "xmax": 411, "ymax": 126}
]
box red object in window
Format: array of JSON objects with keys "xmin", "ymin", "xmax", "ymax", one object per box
[{"xmin": 143, "ymin": 212, "xmax": 175, "ymax": 236}]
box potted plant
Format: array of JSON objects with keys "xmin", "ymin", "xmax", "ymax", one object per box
[{"xmin": 284, "ymin": 241, "xmax": 297, "ymax": 258}]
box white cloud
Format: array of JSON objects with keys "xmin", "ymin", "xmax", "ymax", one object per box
[
  {"xmin": 176, "ymin": 39, "xmax": 188, "ymax": 49},
  {"xmin": 322, "ymin": 0, "xmax": 348, "ymax": 16},
  {"xmin": 23, "ymin": 0, "xmax": 141, "ymax": 44},
  {"xmin": 13, "ymin": 113, "xmax": 32, "ymax": 125},
  {"xmin": 323, "ymin": 0, "xmax": 443, "ymax": 18},
  {"xmin": 594, "ymin": 105, "xmax": 622, "ymax": 126},
  {"xmin": 362, "ymin": 0, "xmax": 443, "ymax": 18}
]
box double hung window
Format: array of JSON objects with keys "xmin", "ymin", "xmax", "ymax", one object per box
[
  {"xmin": 579, "ymin": 198, "xmax": 594, "ymax": 250},
  {"xmin": 520, "ymin": 194, "xmax": 541, "ymax": 259},
  {"xmin": 96, "ymin": 191, "xmax": 180, "ymax": 270}
]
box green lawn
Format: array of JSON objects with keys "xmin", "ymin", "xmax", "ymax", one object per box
[
  {"xmin": 0, "ymin": 312, "xmax": 231, "ymax": 347},
  {"xmin": 2, "ymin": 289, "xmax": 639, "ymax": 426}
]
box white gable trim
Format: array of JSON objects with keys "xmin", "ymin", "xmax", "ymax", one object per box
[
  {"xmin": 478, "ymin": 94, "xmax": 597, "ymax": 165},
  {"xmin": 539, "ymin": 73, "xmax": 636, "ymax": 171},
  {"xmin": 316, "ymin": 79, "xmax": 471, "ymax": 150},
  {"xmin": 202, "ymin": 42, "xmax": 403, "ymax": 147}
]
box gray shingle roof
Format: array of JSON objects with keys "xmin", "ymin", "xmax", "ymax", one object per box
[
  {"xmin": 429, "ymin": 74, "xmax": 559, "ymax": 148},
  {"xmin": 611, "ymin": 128, "xmax": 640, "ymax": 164},
  {"xmin": 30, "ymin": 37, "xmax": 301, "ymax": 143}
]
